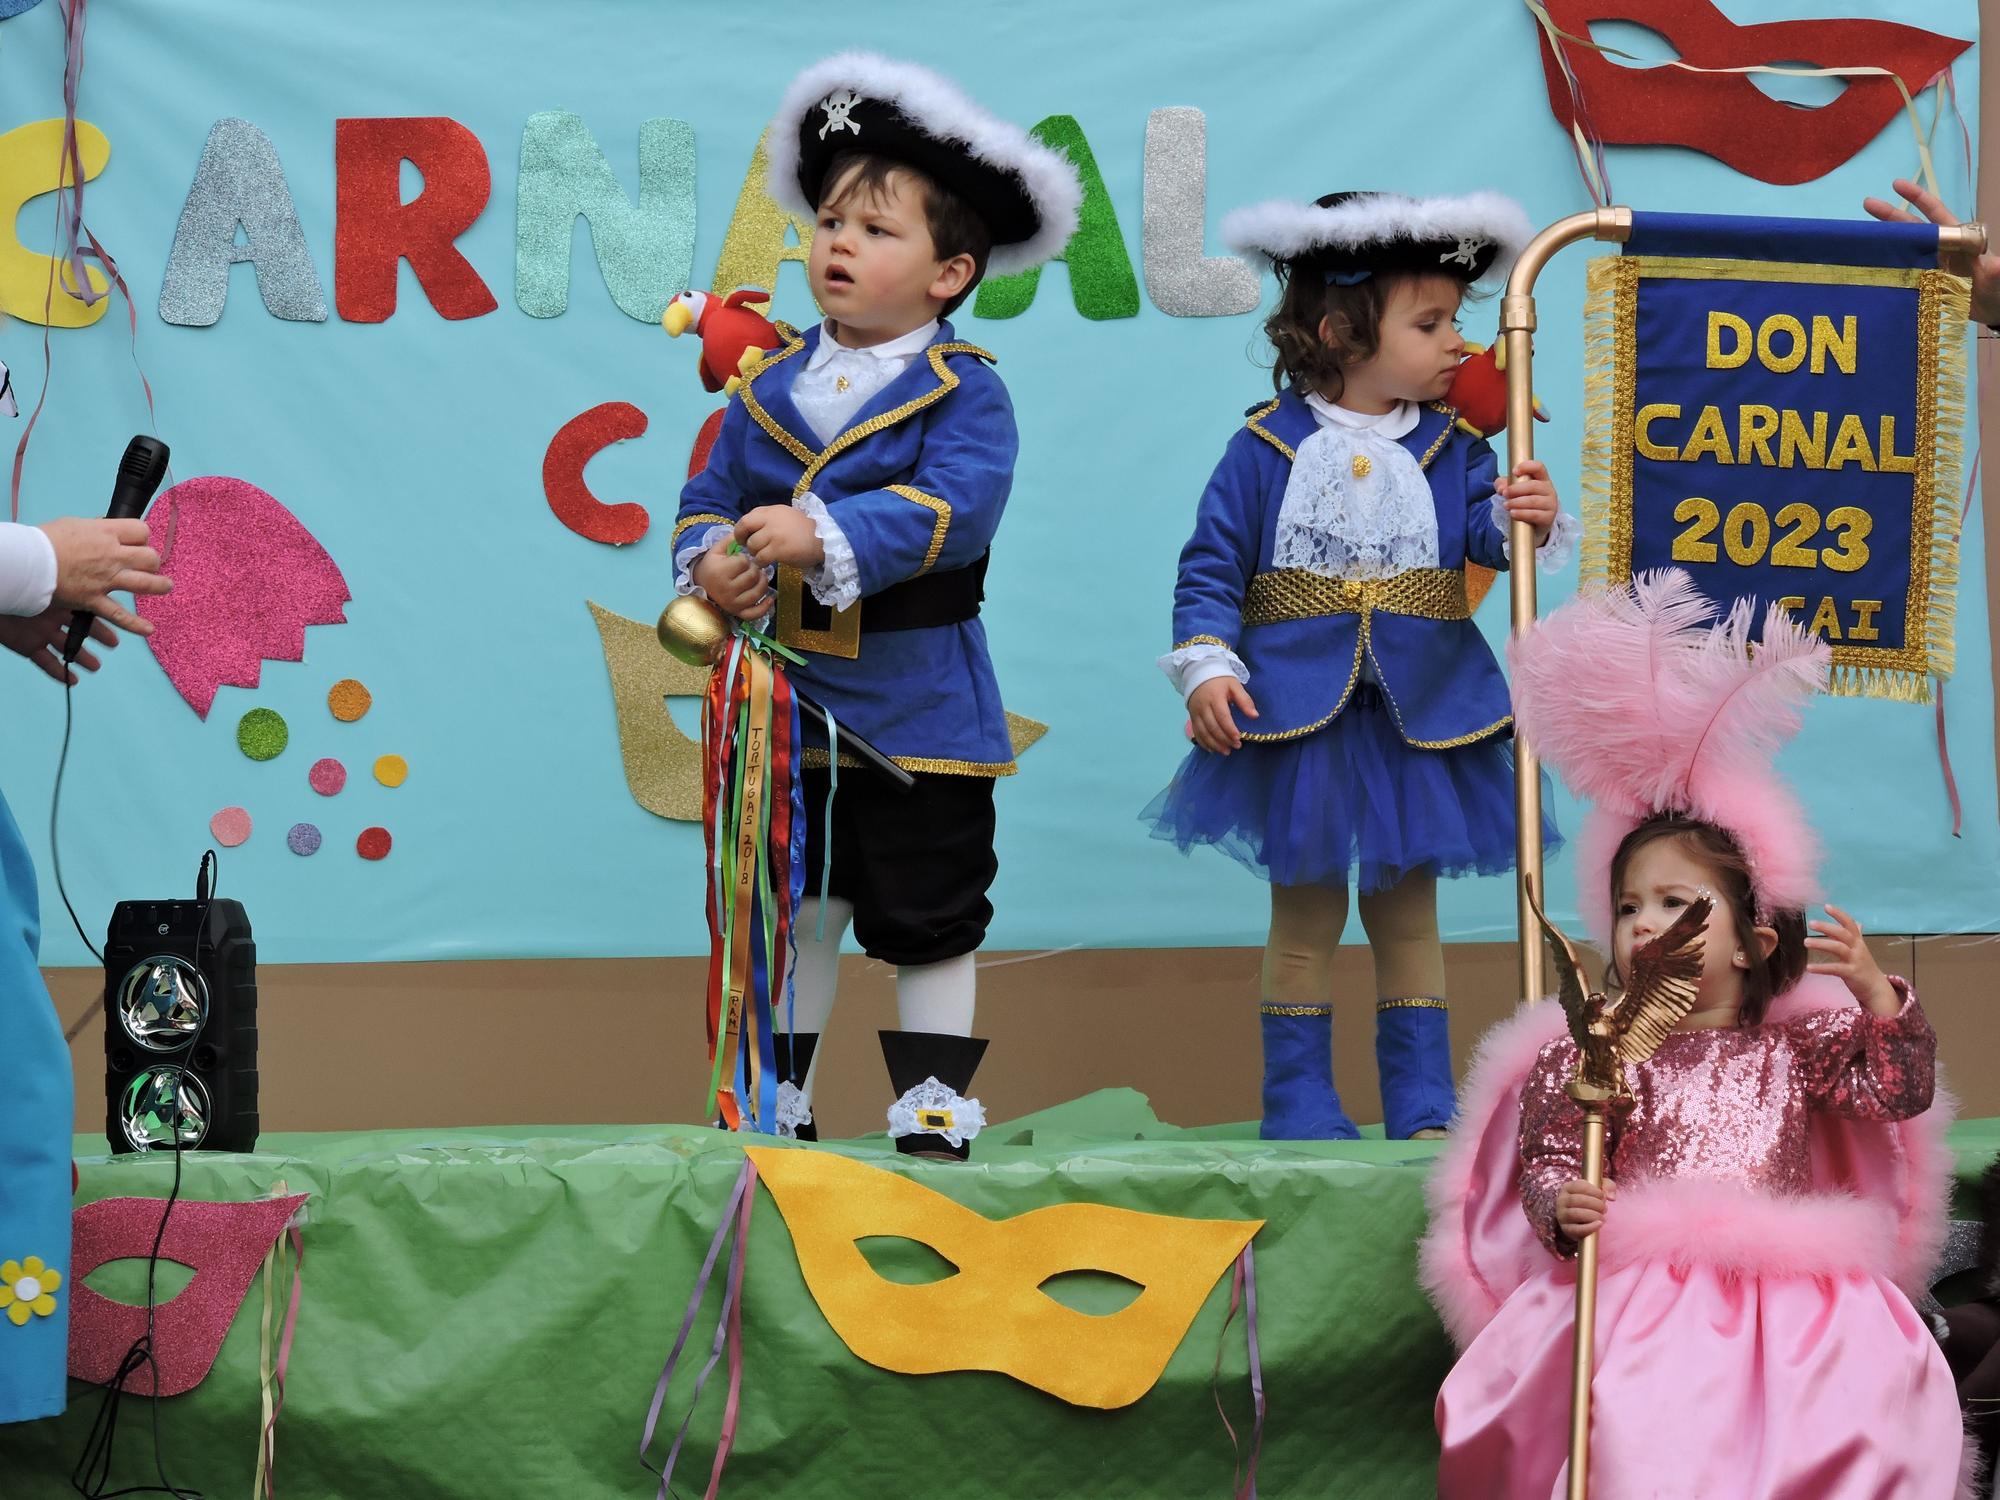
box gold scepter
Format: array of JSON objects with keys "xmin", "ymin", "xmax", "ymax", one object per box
[{"xmin": 1525, "ymin": 880, "xmax": 1710, "ymax": 1500}]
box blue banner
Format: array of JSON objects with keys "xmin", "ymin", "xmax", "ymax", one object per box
[{"xmin": 1581, "ymin": 215, "xmax": 1971, "ymax": 699}]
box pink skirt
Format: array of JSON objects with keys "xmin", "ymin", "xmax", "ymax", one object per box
[{"xmin": 1437, "ymin": 1256, "xmax": 1970, "ymax": 1499}]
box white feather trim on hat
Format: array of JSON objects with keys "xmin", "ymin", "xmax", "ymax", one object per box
[
  {"xmin": 764, "ymin": 51, "xmax": 1083, "ymax": 275},
  {"xmin": 1220, "ymin": 191, "xmax": 1534, "ymax": 284}
]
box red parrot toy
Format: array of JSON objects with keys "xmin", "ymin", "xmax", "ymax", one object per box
[
  {"xmin": 663, "ymin": 288, "xmax": 785, "ymax": 396},
  {"xmin": 1446, "ymin": 340, "xmax": 1550, "ymax": 438}
]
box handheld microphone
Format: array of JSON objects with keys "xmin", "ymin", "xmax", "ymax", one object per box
[{"xmin": 64, "ymin": 434, "xmax": 170, "ymax": 664}]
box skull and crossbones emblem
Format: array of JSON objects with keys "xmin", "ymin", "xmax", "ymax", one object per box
[
  {"xmin": 818, "ymin": 89, "xmax": 863, "ymax": 140},
  {"xmin": 1440, "ymin": 236, "xmax": 1487, "ymax": 269}
]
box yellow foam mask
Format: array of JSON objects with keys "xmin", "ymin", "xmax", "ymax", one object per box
[{"xmin": 743, "ymin": 1146, "xmax": 1262, "ymax": 1409}]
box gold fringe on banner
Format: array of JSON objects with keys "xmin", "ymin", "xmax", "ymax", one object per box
[
  {"xmin": 1825, "ymin": 664, "xmax": 1936, "ymax": 703},
  {"xmin": 1577, "ymin": 256, "xmax": 1623, "ymax": 591},
  {"xmin": 1920, "ymin": 270, "xmax": 1971, "ymax": 688}
]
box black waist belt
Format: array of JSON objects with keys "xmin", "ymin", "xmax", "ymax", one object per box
[{"xmin": 798, "ymin": 552, "xmax": 989, "ymax": 635}]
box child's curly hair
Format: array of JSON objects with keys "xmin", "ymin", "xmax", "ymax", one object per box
[{"xmin": 1262, "ymin": 263, "xmax": 1486, "ymax": 400}]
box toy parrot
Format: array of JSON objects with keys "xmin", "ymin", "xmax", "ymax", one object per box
[
  {"xmin": 662, "ymin": 288, "xmax": 785, "ymax": 396},
  {"xmin": 1446, "ymin": 341, "xmax": 1549, "ymax": 438}
]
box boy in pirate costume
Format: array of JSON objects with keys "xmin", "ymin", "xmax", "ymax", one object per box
[{"xmin": 673, "ymin": 53, "xmax": 1080, "ymax": 1158}]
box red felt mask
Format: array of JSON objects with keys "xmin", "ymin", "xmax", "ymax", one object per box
[
  {"xmin": 68, "ymin": 1194, "xmax": 306, "ymax": 1396},
  {"xmin": 1535, "ymin": 0, "xmax": 1970, "ymax": 185}
]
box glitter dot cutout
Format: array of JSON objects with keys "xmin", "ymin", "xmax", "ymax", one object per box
[
  {"xmin": 373, "ymin": 754, "xmax": 408, "ymax": 788},
  {"xmin": 237, "ymin": 708, "xmax": 288, "ymax": 761},
  {"xmin": 208, "ymin": 807, "xmax": 252, "ymax": 847},
  {"xmin": 287, "ymin": 823, "xmax": 322, "ymax": 856},
  {"xmin": 309, "ymin": 758, "xmax": 347, "ymax": 796},
  {"xmin": 356, "ymin": 827, "xmax": 392, "ymax": 861},
  {"xmin": 328, "ymin": 679, "xmax": 371, "ymax": 722}
]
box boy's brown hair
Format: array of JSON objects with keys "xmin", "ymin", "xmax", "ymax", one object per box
[{"xmin": 821, "ymin": 152, "xmax": 992, "ymax": 317}]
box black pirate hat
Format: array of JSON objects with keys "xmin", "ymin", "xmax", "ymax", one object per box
[{"xmin": 765, "ymin": 52, "xmax": 1082, "ymax": 275}]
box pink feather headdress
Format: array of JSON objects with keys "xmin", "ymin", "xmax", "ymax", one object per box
[{"xmin": 1508, "ymin": 569, "xmax": 1830, "ymax": 941}]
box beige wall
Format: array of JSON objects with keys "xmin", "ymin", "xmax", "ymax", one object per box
[
  {"xmin": 49, "ymin": 27, "xmax": 2000, "ymax": 1143},
  {"xmin": 47, "ymin": 932, "xmax": 2000, "ymax": 1141}
]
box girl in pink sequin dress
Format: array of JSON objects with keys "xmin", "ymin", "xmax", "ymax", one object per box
[{"xmin": 1423, "ymin": 572, "xmax": 1973, "ymax": 1499}]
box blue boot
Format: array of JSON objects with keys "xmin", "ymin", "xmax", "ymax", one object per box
[
  {"xmin": 1375, "ymin": 997, "xmax": 1456, "ymax": 1138},
  {"xmin": 1258, "ymin": 1005, "xmax": 1359, "ymax": 1140}
]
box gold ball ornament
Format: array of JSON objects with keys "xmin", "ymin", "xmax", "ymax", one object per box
[{"xmin": 657, "ymin": 595, "xmax": 730, "ymax": 668}]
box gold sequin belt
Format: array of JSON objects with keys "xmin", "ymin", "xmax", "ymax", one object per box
[{"xmin": 1240, "ymin": 568, "xmax": 1472, "ymax": 627}]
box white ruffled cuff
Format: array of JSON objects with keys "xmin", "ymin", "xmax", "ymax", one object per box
[
  {"xmin": 796, "ymin": 493, "xmax": 860, "ymax": 611},
  {"xmin": 1491, "ymin": 497, "xmax": 1581, "ymax": 574},
  {"xmin": 1158, "ymin": 641, "xmax": 1250, "ymax": 701},
  {"xmin": 674, "ymin": 523, "xmax": 739, "ymax": 598}
]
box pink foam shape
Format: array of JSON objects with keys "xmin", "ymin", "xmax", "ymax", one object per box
[{"xmin": 139, "ymin": 477, "xmax": 351, "ymax": 718}]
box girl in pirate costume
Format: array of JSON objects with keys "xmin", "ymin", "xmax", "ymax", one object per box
[
  {"xmin": 673, "ymin": 55, "xmax": 1080, "ymax": 1158},
  {"xmin": 1145, "ymin": 191, "xmax": 1576, "ymax": 1140}
]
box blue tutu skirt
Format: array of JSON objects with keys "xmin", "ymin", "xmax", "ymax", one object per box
[{"xmin": 1142, "ymin": 685, "xmax": 1561, "ymax": 891}]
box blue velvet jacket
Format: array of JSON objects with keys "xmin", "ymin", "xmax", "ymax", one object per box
[
  {"xmin": 675, "ymin": 320, "xmax": 1018, "ymax": 774},
  {"xmin": 1171, "ymin": 389, "xmax": 1515, "ymax": 748}
]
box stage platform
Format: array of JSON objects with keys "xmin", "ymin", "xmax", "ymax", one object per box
[{"xmin": 6, "ymin": 1093, "xmax": 1996, "ymax": 1499}]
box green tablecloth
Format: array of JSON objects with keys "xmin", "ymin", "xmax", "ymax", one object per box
[{"xmin": 2, "ymin": 1091, "xmax": 1991, "ymax": 1499}]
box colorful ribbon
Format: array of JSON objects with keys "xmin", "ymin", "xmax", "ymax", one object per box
[
  {"xmin": 1211, "ymin": 1243, "xmax": 1266, "ymax": 1500},
  {"xmin": 640, "ymin": 1157, "xmax": 758, "ymax": 1500},
  {"xmin": 252, "ymin": 1195, "xmax": 306, "ymax": 1499},
  {"xmin": 700, "ymin": 634, "xmax": 807, "ymax": 1133}
]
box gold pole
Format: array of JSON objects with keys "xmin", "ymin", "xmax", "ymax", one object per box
[
  {"xmin": 1502, "ymin": 206, "xmax": 1632, "ymax": 1009},
  {"xmin": 1564, "ymin": 1089, "xmax": 1610, "ymax": 1500}
]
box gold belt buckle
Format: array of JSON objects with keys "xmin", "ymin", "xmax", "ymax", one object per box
[{"xmin": 775, "ymin": 566, "xmax": 861, "ymax": 659}]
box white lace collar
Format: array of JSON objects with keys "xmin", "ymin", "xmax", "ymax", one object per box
[
  {"xmin": 1303, "ymin": 392, "xmax": 1420, "ymax": 440},
  {"xmin": 807, "ymin": 317, "xmax": 940, "ymax": 371}
]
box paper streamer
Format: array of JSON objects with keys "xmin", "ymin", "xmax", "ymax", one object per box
[
  {"xmin": 543, "ymin": 403, "xmax": 652, "ymax": 545},
  {"xmin": 588, "ymin": 600, "xmax": 710, "ymax": 821},
  {"xmin": 139, "ymin": 476, "xmax": 351, "ymax": 717},
  {"xmin": 1140, "ymin": 109, "xmax": 1258, "ymax": 319},
  {"xmin": 974, "ymin": 116, "xmax": 1138, "ymax": 322},
  {"xmin": 159, "ymin": 117, "xmax": 328, "ymax": 326},
  {"xmin": 708, "ymin": 130, "xmax": 814, "ymax": 301},
  {"xmin": 515, "ymin": 110, "xmax": 695, "ymax": 322},
  {"xmin": 334, "ymin": 116, "xmax": 497, "ymax": 322},
  {"xmin": 68, "ymin": 1194, "xmax": 307, "ymax": 1397},
  {"xmin": 0, "ymin": 117, "xmax": 110, "ymax": 327}
]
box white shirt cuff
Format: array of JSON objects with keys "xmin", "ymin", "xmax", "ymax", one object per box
[
  {"xmin": 796, "ymin": 493, "xmax": 860, "ymax": 611},
  {"xmin": 0, "ymin": 522, "xmax": 58, "ymax": 616},
  {"xmin": 674, "ymin": 523, "xmax": 742, "ymax": 598},
  {"xmin": 1491, "ymin": 498, "xmax": 1581, "ymax": 573},
  {"xmin": 1159, "ymin": 641, "xmax": 1249, "ymax": 701}
]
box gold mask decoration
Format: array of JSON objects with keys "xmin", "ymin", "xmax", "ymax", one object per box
[{"xmin": 743, "ymin": 1146, "xmax": 1261, "ymax": 1409}]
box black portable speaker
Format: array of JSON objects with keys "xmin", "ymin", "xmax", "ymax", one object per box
[{"xmin": 103, "ymin": 897, "xmax": 258, "ymax": 1153}]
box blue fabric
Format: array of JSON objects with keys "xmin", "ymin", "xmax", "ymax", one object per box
[
  {"xmin": 1168, "ymin": 391, "xmax": 1515, "ymax": 745},
  {"xmin": 1142, "ymin": 686, "xmax": 1560, "ymax": 892},
  {"xmin": 1257, "ymin": 1009, "xmax": 1358, "ymax": 1141},
  {"xmin": 1624, "ymin": 257, "xmax": 1925, "ymax": 656},
  {"xmin": 1626, "ymin": 211, "xmax": 1941, "ymax": 270},
  {"xmin": 1374, "ymin": 1002, "xmax": 1455, "ymax": 1139},
  {"xmin": 0, "ymin": 786, "xmax": 69, "ymax": 1423},
  {"xmin": 676, "ymin": 321, "xmax": 1018, "ymax": 768}
]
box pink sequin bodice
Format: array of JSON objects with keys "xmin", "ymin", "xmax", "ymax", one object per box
[{"xmin": 1518, "ymin": 982, "xmax": 1936, "ymax": 1251}]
